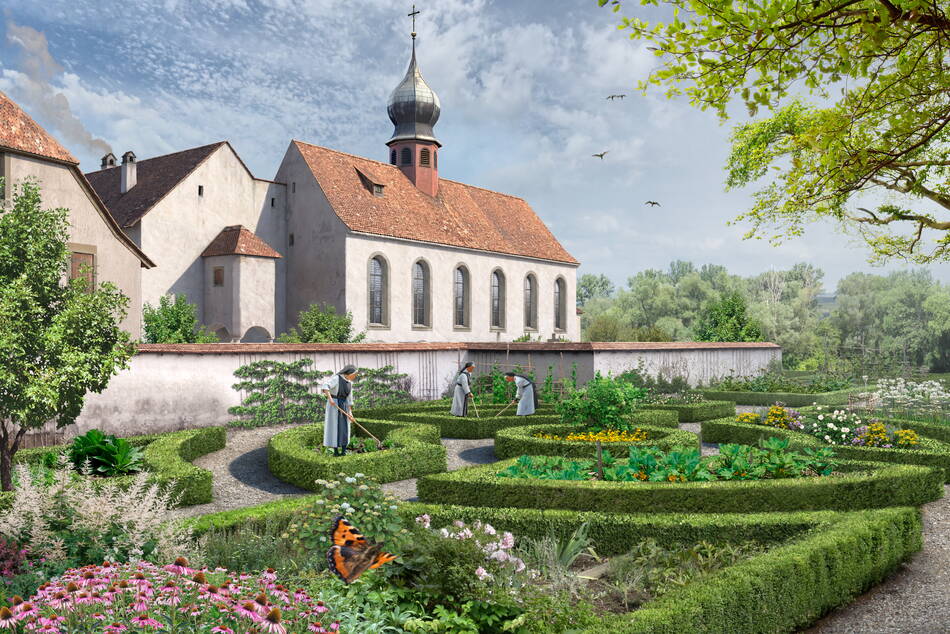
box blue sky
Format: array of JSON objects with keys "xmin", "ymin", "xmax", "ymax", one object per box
[{"xmin": 2, "ymin": 0, "xmax": 946, "ymax": 290}]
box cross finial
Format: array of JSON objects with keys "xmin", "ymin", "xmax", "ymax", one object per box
[{"xmin": 409, "ymin": 4, "xmax": 420, "ymax": 39}]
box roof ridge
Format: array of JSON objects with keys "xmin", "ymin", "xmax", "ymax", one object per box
[{"xmin": 84, "ymin": 141, "xmax": 227, "ymax": 176}]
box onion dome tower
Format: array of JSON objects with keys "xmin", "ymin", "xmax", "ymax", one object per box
[{"xmin": 387, "ymin": 12, "xmax": 441, "ymax": 197}]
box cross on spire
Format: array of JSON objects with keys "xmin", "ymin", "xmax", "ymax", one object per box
[{"xmin": 409, "ymin": 4, "xmax": 420, "ymax": 39}]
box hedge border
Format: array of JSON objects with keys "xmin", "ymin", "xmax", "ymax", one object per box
[
  {"xmin": 416, "ymin": 455, "xmax": 943, "ymax": 513},
  {"xmin": 267, "ymin": 420, "xmax": 447, "ymax": 490},
  {"xmin": 2, "ymin": 427, "xmax": 225, "ymax": 508},
  {"xmin": 642, "ymin": 400, "xmax": 736, "ymax": 422},
  {"xmin": 494, "ymin": 423, "xmax": 698, "ymax": 459},
  {"xmin": 701, "ymin": 417, "xmax": 950, "ymax": 482},
  {"xmin": 700, "ymin": 387, "xmax": 864, "ymax": 407}
]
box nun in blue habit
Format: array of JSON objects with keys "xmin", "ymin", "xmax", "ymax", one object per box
[{"xmin": 321, "ymin": 364, "xmax": 357, "ymax": 456}]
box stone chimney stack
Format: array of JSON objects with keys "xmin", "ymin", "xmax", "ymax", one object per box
[
  {"xmin": 120, "ymin": 151, "xmax": 136, "ymax": 194},
  {"xmin": 100, "ymin": 152, "xmax": 117, "ymax": 169}
]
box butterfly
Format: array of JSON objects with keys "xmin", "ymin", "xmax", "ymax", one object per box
[{"xmin": 325, "ymin": 516, "xmax": 398, "ymax": 584}]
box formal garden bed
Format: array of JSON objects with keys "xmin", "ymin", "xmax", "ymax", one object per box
[
  {"xmin": 267, "ymin": 419, "xmax": 447, "ymax": 489},
  {"xmin": 700, "ymin": 370, "xmax": 868, "ymax": 406},
  {"xmin": 495, "ymin": 423, "xmax": 698, "ymax": 458},
  {"xmin": 641, "ymin": 400, "xmax": 736, "ymax": 422},
  {"xmin": 703, "ymin": 406, "xmax": 950, "ymax": 482}
]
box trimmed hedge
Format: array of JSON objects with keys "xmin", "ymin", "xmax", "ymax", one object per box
[
  {"xmin": 642, "ymin": 400, "xmax": 736, "ymax": 422},
  {"xmin": 700, "ymin": 387, "xmax": 864, "ymax": 407},
  {"xmin": 361, "ymin": 411, "xmax": 557, "ymax": 439},
  {"xmin": 701, "ymin": 417, "xmax": 950, "ymax": 482},
  {"xmin": 267, "ymin": 420, "xmax": 446, "ymax": 490},
  {"xmin": 416, "ymin": 456, "xmax": 943, "ymax": 513},
  {"xmin": 494, "ymin": 423, "xmax": 698, "ymax": 459},
  {"xmin": 2, "ymin": 427, "xmax": 225, "ymax": 508}
]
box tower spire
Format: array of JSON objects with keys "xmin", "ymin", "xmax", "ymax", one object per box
[{"xmin": 408, "ymin": 4, "xmax": 420, "ymax": 40}]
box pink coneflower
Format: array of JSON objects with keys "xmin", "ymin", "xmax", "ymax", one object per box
[
  {"xmin": 165, "ymin": 557, "xmax": 193, "ymax": 576},
  {"xmin": 314, "ymin": 601, "xmax": 328, "ymax": 614},
  {"xmin": 254, "ymin": 592, "xmax": 270, "ymax": 614},
  {"xmin": 328, "ymin": 623, "xmax": 340, "ymax": 632},
  {"xmin": 104, "ymin": 623, "xmax": 128, "ymax": 633},
  {"xmin": 133, "ymin": 592, "xmax": 150, "ymax": 612},
  {"xmin": 211, "ymin": 627, "xmax": 235, "ymax": 634},
  {"xmin": 236, "ymin": 601, "xmax": 258, "ymax": 619},
  {"xmin": 47, "ymin": 592, "xmax": 68, "ymax": 610},
  {"xmin": 294, "ymin": 589, "xmax": 309, "ymax": 602},
  {"xmin": 0, "ymin": 607, "xmax": 17, "ymax": 629},
  {"xmin": 15, "ymin": 603, "xmax": 37, "ymax": 619},
  {"xmin": 130, "ymin": 613, "xmax": 163, "ymax": 628},
  {"xmin": 308, "ymin": 623, "xmax": 327, "ymax": 633},
  {"xmin": 262, "ymin": 568, "xmax": 277, "ymax": 582},
  {"xmin": 257, "ymin": 608, "xmax": 286, "ymax": 634}
]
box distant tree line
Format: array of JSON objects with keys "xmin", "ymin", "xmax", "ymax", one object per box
[{"xmin": 578, "ymin": 261, "xmax": 950, "ymax": 372}]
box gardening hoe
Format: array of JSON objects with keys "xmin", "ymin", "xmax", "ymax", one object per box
[
  {"xmin": 329, "ymin": 400, "xmax": 383, "ymax": 445},
  {"xmin": 494, "ymin": 400, "xmax": 516, "ymax": 418},
  {"xmin": 472, "ymin": 396, "xmax": 481, "ymax": 418}
]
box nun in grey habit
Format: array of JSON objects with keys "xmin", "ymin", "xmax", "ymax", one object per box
[
  {"xmin": 505, "ymin": 372, "xmax": 538, "ymax": 416},
  {"xmin": 450, "ymin": 362, "xmax": 475, "ymax": 416},
  {"xmin": 322, "ymin": 365, "xmax": 357, "ymax": 456}
]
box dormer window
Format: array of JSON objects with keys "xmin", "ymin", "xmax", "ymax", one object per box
[
  {"xmin": 420, "ymin": 148, "xmax": 431, "ymax": 166},
  {"xmin": 373, "ymin": 184, "xmax": 384, "ymax": 197}
]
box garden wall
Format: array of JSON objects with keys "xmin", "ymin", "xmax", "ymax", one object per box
[{"xmin": 71, "ymin": 342, "xmax": 779, "ymax": 437}]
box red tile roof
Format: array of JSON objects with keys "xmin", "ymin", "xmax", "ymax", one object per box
[
  {"xmin": 201, "ymin": 225, "xmax": 282, "ymax": 259},
  {"xmin": 85, "ymin": 142, "xmax": 225, "ymax": 227},
  {"xmin": 0, "ymin": 91, "xmax": 78, "ymax": 164},
  {"xmin": 293, "ymin": 141, "xmax": 578, "ymax": 264}
]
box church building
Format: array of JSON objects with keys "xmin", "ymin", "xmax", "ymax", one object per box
[{"xmin": 86, "ymin": 35, "xmax": 579, "ymax": 343}]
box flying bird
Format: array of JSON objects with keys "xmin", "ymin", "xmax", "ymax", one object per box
[
  {"xmin": 606, "ymin": 94, "xmax": 627, "ymax": 101},
  {"xmin": 644, "ymin": 200, "xmax": 661, "ymax": 207},
  {"xmin": 592, "ymin": 151, "xmax": 609, "ymax": 160}
]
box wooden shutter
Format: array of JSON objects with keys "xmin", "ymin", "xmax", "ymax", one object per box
[{"xmin": 70, "ymin": 252, "xmax": 95, "ymax": 291}]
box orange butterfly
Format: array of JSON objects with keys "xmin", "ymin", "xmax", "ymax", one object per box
[{"xmin": 325, "ymin": 516, "xmax": 398, "ymax": 584}]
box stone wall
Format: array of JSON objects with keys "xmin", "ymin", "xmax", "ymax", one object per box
[{"xmin": 72, "ymin": 342, "xmax": 780, "ymax": 437}]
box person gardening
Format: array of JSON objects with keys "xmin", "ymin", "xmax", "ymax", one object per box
[
  {"xmin": 322, "ymin": 364, "xmax": 357, "ymax": 456},
  {"xmin": 450, "ymin": 362, "xmax": 475, "ymax": 417},
  {"xmin": 505, "ymin": 372, "xmax": 538, "ymax": 416}
]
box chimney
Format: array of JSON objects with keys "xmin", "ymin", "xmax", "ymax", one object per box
[
  {"xmin": 120, "ymin": 151, "xmax": 136, "ymax": 194},
  {"xmin": 100, "ymin": 152, "xmax": 117, "ymax": 169}
]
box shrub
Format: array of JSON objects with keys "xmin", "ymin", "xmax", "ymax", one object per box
[
  {"xmin": 68, "ymin": 428, "xmax": 143, "ymax": 476},
  {"xmin": 141, "ymin": 293, "xmax": 217, "ymax": 343},
  {"xmin": 707, "ymin": 371, "xmax": 853, "ymax": 394},
  {"xmin": 617, "ymin": 362, "xmax": 691, "ymax": 396},
  {"xmin": 556, "ymin": 373, "xmax": 648, "ymax": 430},
  {"xmin": 801, "ymin": 405, "xmax": 919, "ymax": 448},
  {"xmin": 494, "ymin": 424, "xmax": 699, "ymax": 459},
  {"xmin": 363, "ymin": 411, "xmax": 558, "ymax": 439},
  {"xmin": 642, "ymin": 400, "xmax": 736, "ymax": 422},
  {"xmin": 278, "ymin": 301, "xmax": 365, "ymax": 342}
]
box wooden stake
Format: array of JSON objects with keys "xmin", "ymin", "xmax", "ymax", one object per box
[{"xmin": 596, "ymin": 441, "xmax": 604, "ymax": 480}]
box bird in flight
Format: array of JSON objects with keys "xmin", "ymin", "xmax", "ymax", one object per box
[
  {"xmin": 606, "ymin": 94, "xmax": 626, "ymax": 101},
  {"xmin": 592, "ymin": 151, "xmax": 609, "ymax": 160},
  {"xmin": 644, "ymin": 200, "xmax": 661, "ymax": 207}
]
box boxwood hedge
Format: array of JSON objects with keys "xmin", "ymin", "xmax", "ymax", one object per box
[
  {"xmin": 700, "ymin": 387, "xmax": 863, "ymax": 407},
  {"xmin": 360, "ymin": 411, "xmax": 555, "ymax": 439},
  {"xmin": 642, "ymin": 400, "xmax": 736, "ymax": 422},
  {"xmin": 2, "ymin": 427, "xmax": 225, "ymax": 508},
  {"xmin": 267, "ymin": 419, "xmax": 446, "ymax": 490},
  {"xmin": 701, "ymin": 417, "xmax": 950, "ymax": 482},
  {"xmin": 416, "ymin": 456, "xmax": 943, "ymax": 513},
  {"xmin": 494, "ymin": 423, "xmax": 698, "ymax": 459}
]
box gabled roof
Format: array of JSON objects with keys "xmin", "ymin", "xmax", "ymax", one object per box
[
  {"xmin": 85, "ymin": 142, "xmax": 225, "ymax": 227},
  {"xmin": 0, "ymin": 91, "xmax": 78, "ymax": 164},
  {"xmin": 201, "ymin": 225, "xmax": 281, "ymax": 259},
  {"xmin": 293, "ymin": 141, "xmax": 578, "ymax": 265}
]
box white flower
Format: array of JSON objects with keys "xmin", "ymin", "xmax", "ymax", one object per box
[
  {"xmin": 354, "ymin": 473, "xmax": 365, "ymax": 478},
  {"xmin": 415, "ymin": 514, "xmax": 431, "ymax": 528},
  {"xmin": 345, "ymin": 477, "xmax": 356, "ymax": 484},
  {"xmin": 818, "ymin": 415, "xmax": 824, "ymax": 421}
]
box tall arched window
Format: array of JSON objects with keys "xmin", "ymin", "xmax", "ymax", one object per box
[
  {"xmin": 401, "ymin": 147, "xmax": 412, "ymax": 165},
  {"xmin": 390, "ymin": 149, "xmax": 397, "ymax": 165},
  {"xmin": 454, "ymin": 266, "xmax": 469, "ymax": 328},
  {"xmin": 412, "ymin": 260, "xmax": 430, "ymax": 327},
  {"xmin": 368, "ymin": 256, "xmax": 388, "ymax": 326},
  {"xmin": 524, "ymin": 274, "xmax": 538, "ymax": 330},
  {"xmin": 554, "ymin": 277, "xmax": 567, "ymax": 331},
  {"xmin": 491, "ymin": 270, "xmax": 506, "ymax": 329}
]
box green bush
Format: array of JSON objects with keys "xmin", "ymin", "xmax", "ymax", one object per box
[
  {"xmin": 68, "ymin": 429, "xmax": 143, "ymax": 476},
  {"xmin": 416, "ymin": 456, "xmax": 943, "ymax": 513},
  {"xmin": 142, "ymin": 293, "xmax": 218, "ymax": 343},
  {"xmin": 494, "ymin": 424, "xmax": 698, "ymax": 459},
  {"xmin": 702, "ymin": 417, "xmax": 950, "ymax": 482},
  {"xmin": 642, "ymin": 400, "xmax": 736, "ymax": 422},
  {"xmin": 700, "ymin": 387, "xmax": 863, "ymax": 407},
  {"xmin": 556, "ymin": 373, "xmax": 648, "ymax": 430},
  {"xmin": 361, "ymin": 411, "xmax": 556, "ymax": 439},
  {"xmin": 267, "ymin": 420, "xmax": 446, "ymax": 489}
]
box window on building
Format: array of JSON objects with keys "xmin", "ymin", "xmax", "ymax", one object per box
[
  {"xmin": 420, "ymin": 148, "xmax": 431, "ymax": 166},
  {"xmin": 390, "ymin": 149, "xmax": 397, "ymax": 165},
  {"xmin": 271, "ymin": 197, "xmax": 275, "ymax": 207},
  {"xmin": 524, "ymin": 274, "xmax": 538, "ymax": 330},
  {"xmin": 491, "ymin": 270, "xmax": 506, "ymax": 329},
  {"xmin": 69, "ymin": 252, "xmax": 95, "ymax": 291},
  {"xmin": 292, "ymin": 182, "xmax": 296, "ymax": 193},
  {"xmin": 412, "ymin": 260, "xmax": 430, "ymax": 327},
  {"xmin": 213, "ymin": 267, "xmax": 225, "ymax": 287},
  {"xmin": 554, "ymin": 277, "xmax": 567, "ymax": 331},
  {"xmin": 369, "ymin": 256, "xmax": 388, "ymax": 325},
  {"xmin": 373, "ymin": 184, "xmax": 384, "ymax": 197},
  {"xmin": 454, "ymin": 266, "xmax": 469, "ymax": 328},
  {"xmin": 198, "ymin": 185, "xmax": 204, "ymax": 197},
  {"xmin": 401, "ymin": 147, "xmax": 412, "ymax": 166},
  {"xmin": 289, "ymin": 233, "xmax": 295, "ymax": 247}
]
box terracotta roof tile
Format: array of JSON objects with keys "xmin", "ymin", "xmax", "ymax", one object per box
[
  {"xmin": 0, "ymin": 91, "xmax": 78, "ymax": 164},
  {"xmin": 85, "ymin": 142, "xmax": 224, "ymax": 227},
  {"xmin": 201, "ymin": 225, "xmax": 282, "ymax": 258},
  {"xmin": 294, "ymin": 141, "xmax": 578, "ymax": 264}
]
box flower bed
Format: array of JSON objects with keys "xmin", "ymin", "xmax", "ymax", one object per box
[
  {"xmin": 3, "ymin": 427, "xmax": 226, "ymax": 509},
  {"xmin": 415, "ymin": 454, "xmax": 942, "ymax": 513},
  {"xmin": 641, "ymin": 400, "xmax": 736, "ymax": 422},
  {"xmin": 702, "ymin": 414, "xmax": 950, "ymax": 482},
  {"xmin": 700, "ymin": 387, "xmax": 864, "ymax": 407},
  {"xmin": 267, "ymin": 420, "xmax": 446, "ymax": 490},
  {"xmin": 495, "ymin": 424, "xmax": 698, "ymax": 459}
]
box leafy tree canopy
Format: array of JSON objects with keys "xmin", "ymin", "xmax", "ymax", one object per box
[
  {"xmin": 278, "ymin": 303, "xmax": 366, "ymax": 343},
  {"xmin": 694, "ymin": 291, "xmax": 763, "ymax": 342},
  {"xmin": 601, "ymin": 0, "xmax": 950, "ymax": 262},
  {"xmin": 577, "ymin": 273, "xmax": 616, "ymax": 306},
  {"xmin": 142, "ymin": 294, "xmax": 217, "ymax": 343}
]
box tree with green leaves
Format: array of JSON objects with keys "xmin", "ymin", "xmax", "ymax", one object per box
[
  {"xmin": 576, "ymin": 273, "xmax": 616, "ymax": 306},
  {"xmin": 695, "ymin": 291, "xmax": 763, "ymax": 342},
  {"xmin": 601, "ymin": 0, "xmax": 950, "ymax": 262},
  {"xmin": 0, "ymin": 181, "xmax": 134, "ymax": 490},
  {"xmin": 142, "ymin": 294, "xmax": 217, "ymax": 343},
  {"xmin": 278, "ymin": 303, "xmax": 366, "ymax": 343}
]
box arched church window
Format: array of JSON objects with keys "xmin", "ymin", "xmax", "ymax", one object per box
[
  {"xmin": 524, "ymin": 274, "xmax": 538, "ymax": 330},
  {"xmin": 420, "ymin": 148, "xmax": 431, "ymax": 166},
  {"xmin": 390, "ymin": 149, "xmax": 397, "ymax": 165},
  {"xmin": 412, "ymin": 260, "xmax": 430, "ymax": 327},
  {"xmin": 554, "ymin": 277, "xmax": 567, "ymax": 331},
  {"xmin": 401, "ymin": 147, "xmax": 412, "ymax": 165},
  {"xmin": 368, "ymin": 256, "xmax": 388, "ymax": 326},
  {"xmin": 491, "ymin": 270, "xmax": 506, "ymax": 329},
  {"xmin": 454, "ymin": 266, "xmax": 469, "ymax": 328}
]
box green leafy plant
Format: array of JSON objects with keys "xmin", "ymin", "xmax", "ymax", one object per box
[
  {"xmin": 278, "ymin": 302, "xmax": 366, "ymax": 343},
  {"xmin": 68, "ymin": 429, "xmax": 143, "ymax": 476},
  {"xmin": 556, "ymin": 373, "xmax": 647, "ymax": 430},
  {"xmin": 228, "ymin": 359, "xmax": 330, "ymax": 427},
  {"xmin": 141, "ymin": 293, "xmax": 217, "ymax": 343}
]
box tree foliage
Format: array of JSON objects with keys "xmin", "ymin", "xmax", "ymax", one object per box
[
  {"xmin": 142, "ymin": 294, "xmax": 217, "ymax": 343},
  {"xmin": 577, "ymin": 273, "xmax": 616, "ymax": 306},
  {"xmin": 0, "ymin": 181, "xmax": 134, "ymax": 490},
  {"xmin": 278, "ymin": 303, "xmax": 366, "ymax": 343},
  {"xmin": 694, "ymin": 291, "xmax": 763, "ymax": 342},
  {"xmin": 601, "ymin": 0, "xmax": 950, "ymax": 262}
]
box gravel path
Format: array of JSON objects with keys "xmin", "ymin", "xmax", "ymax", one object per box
[{"xmin": 382, "ymin": 437, "xmax": 496, "ymax": 501}]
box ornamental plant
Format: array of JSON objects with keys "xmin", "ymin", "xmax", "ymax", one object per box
[
  {"xmin": 870, "ymin": 378, "xmax": 950, "ymax": 424},
  {"xmin": 801, "ymin": 405, "xmax": 920, "ymax": 448},
  {"xmin": 5, "ymin": 560, "xmax": 341, "ymax": 633},
  {"xmin": 556, "ymin": 373, "xmax": 647, "ymax": 431},
  {"xmin": 68, "ymin": 429, "xmax": 143, "ymax": 476},
  {"xmin": 532, "ymin": 429, "xmax": 649, "ymax": 443},
  {"xmin": 758, "ymin": 404, "xmax": 804, "ymax": 431}
]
